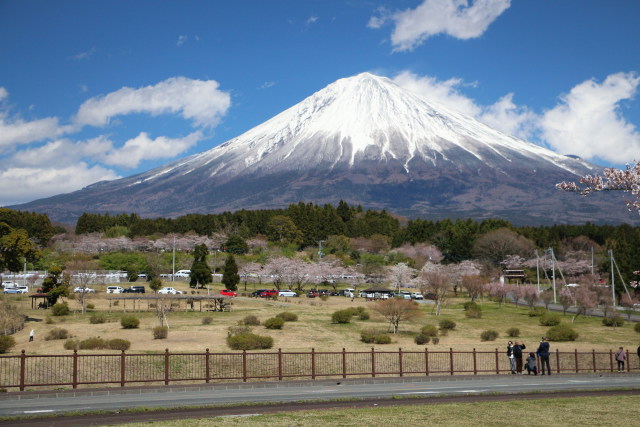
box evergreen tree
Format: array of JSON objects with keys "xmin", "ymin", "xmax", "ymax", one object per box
[
  {"xmin": 222, "ymin": 254, "xmax": 240, "ymax": 291},
  {"xmin": 224, "ymin": 235, "xmax": 249, "ymax": 254},
  {"xmin": 190, "ymin": 244, "xmax": 212, "ymax": 288}
]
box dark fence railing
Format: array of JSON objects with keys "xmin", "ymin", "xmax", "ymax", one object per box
[{"xmin": 1, "ymin": 347, "xmax": 636, "ymax": 391}]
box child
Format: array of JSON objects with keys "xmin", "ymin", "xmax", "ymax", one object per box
[{"xmin": 525, "ymin": 352, "xmax": 538, "ymax": 375}]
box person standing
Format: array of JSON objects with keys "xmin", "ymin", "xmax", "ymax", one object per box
[
  {"xmin": 536, "ymin": 337, "xmax": 551, "ymax": 375},
  {"xmin": 513, "ymin": 341, "xmax": 526, "ymax": 374},
  {"xmin": 29, "ymin": 329, "xmax": 34, "ymax": 342},
  {"xmin": 615, "ymin": 346, "xmax": 626, "ymax": 372},
  {"xmin": 507, "ymin": 341, "xmax": 516, "ymax": 374}
]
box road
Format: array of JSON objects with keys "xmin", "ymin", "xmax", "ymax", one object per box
[{"xmin": 1, "ymin": 373, "xmax": 639, "ymax": 418}]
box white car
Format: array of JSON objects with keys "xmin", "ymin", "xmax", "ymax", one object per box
[
  {"xmin": 174, "ymin": 270, "xmax": 191, "ymax": 278},
  {"xmin": 4, "ymin": 285, "xmax": 28, "ymax": 294},
  {"xmin": 1, "ymin": 281, "xmax": 18, "ymax": 289},
  {"xmin": 411, "ymin": 292, "xmax": 424, "ymax": 300},
  {"xmin": 74, "ymin": 287, "xmax": 95, "ymax": 293},
  {"xmin": 278, "ymin": 289, "xmax": 298, "ymax": 297},
  {"xmin": 106, "ymin": 286, "xmax": 124, "ymax": 294},
  {"xmin": 158, "ymin": 287, "xmax": 183, "ymax": 295}
]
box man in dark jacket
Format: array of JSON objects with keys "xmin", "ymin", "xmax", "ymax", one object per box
[
  {"xmin": 537, "ymin": 337, "xmax": 551, "ymax": 375},
  {"xmin": 513, "ymin": 341, "xmax": 526, "ymax": 374}
]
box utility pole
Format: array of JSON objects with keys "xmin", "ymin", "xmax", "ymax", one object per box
[
  {"xmin": 547, "ymin": 248, "xmax": 557, "ymax": 304},
  {"xmin": 172, "ymin": 235, "xmax": 176, "ymax": 282},
  {"xmin": 318, "ymin": 240, "xmax": 325, "ymax": 260},
  {"xmin": 609, "ymin": 249, "xmax": 616, "ymax": 312},
  {"xmin": 534, "ymin": 249, "xmax": 540, "ymax": 293}
]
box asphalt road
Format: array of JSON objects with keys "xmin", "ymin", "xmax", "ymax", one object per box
[{"xmin": 1, "ymin": 373, "xmax": 639, "ymax": 418}]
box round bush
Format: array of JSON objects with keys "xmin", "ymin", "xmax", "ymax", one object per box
[
  {"xmin": 374, "ymin": 334, "xmax": 392, "ymax": 344},
  {"xmin": 241, "ymin": 315, "xmax": 260, "ymax": 326},
  {"xmin": 52, "ymin": 303, "xmax": 70, "ymax": 316},
  {"xmin": 120, "ymin": 315, "xmax": 140, "ymax": 329},
  {"xmin": 539, "ymin": 313, "xmax": 561, "ymax": 326},
  {"xmin": 358, "ymin": 311, "xmax": 370, "ymax": 320},
  {"xmin": 506, "ymin": 327, "xmax": 520, "ymax": 338},
  {"xmin": 465, "ymin": 309, "xmax": 482, "ymax": 319},
  {"xmin": 89, "ymin": 314, "xmax": 106, "ymax": 324},
  {"xmin": 463, "ymin": 301, "xmax": 480, "ymax": 311},
  {"xmin": 414, "ymin": 333, "xmax": 431, "ymax": 345},
  {"xmin": 264, "ymin": 317, "xmax": 285, "ymax": 329},
  {"xmin": 108, "ymin": 338, "xmax": 131, "ymax": 350},
  {"xmin": 276, "ymin": 312, "xmax": 298, "ymax": 322},
  {"xmin": 431, "ymin": 337, "xmax": 440, "ymax": 345},
  {"xmin": 226, "ymin": 333, "xmax": 274, "ymax": 350},
  {"xmin": 602, "ymin": 315, "xmax": 625, "ymax": 327},
  {"xmin": 635, "ymin": 323, "xmax": 640, "ymax": 333},
  {"xmin": 153, "ymin": 326, "xmax": 169, "ymax": 339},
  {"xmin": 0, "ymin": 335, "xmax": 16, "ymax": 353},
  {"xmin": 528, "ymin": 307, "xmax": 547, "ymax": 317},
  {"xmin": 79, "ymin": 337, "xmax": 106, "ymax": 350},
  {"xmin": 45, "ymin": 328, "xmax": 69, "ymax": 341},
  {"xmin": 86, "ymin": 303, "xmax": 95, "ymax": 310},
  {"xmin": 332, "ymin": 310, "xmax": 353, "ymax": 324},
  {"xmin": 439, "ymin": 319, "xmax": 456, "ymax": 331},
  {"xmin": 360, "ymin": 329, "xmax": 390, "ymax": 344},
  {"xmin": 421, "ymin": 325, "xmax": 438, "ymax": 337},
  {"xmin": 546, "ymin": 324, "xmax": 579, "ymax": 341},
  {"xmin": 480, "ymin": 330, "xmax": 499, "ymax": 341},
  {"xmin": 63, "ymin": 339, "xmax": 79, "ymax": 350},
  {"xmin": 201, "ymin": 317, "xmax": 213, "ymax": 325}
]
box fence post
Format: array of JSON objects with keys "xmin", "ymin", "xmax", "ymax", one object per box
[
  {"xmin": 205, "ymin": 348, "xmax": 210, "ymax": 383},
  {"xmin": 556, "ymin": 349, "xmax": 560, "ymax": 374},
  {"xmin": 574, "ymin": 349, "xmax": 579, "ymax": 373},
  {"xmin": 371, "ymin": 347, "xmax": 376, "ymax": 378},
  {"xmin": 242, "ymin": 350, "xmax": 247, "ymax": 382},
  {"xmin": 627, "ymin": 350, "xmax": 631, "ymax": 372},
  {"xmin": 610, "ymin": 349, "xmax": 614, "ymax": 372},
  {"xmin": 399, "ymin": 348, "xmax": 403, "ymax": 377},
  {"xmin": 120, "ymin": 350, "xmax": 126, "ymax": 387},
  {"xmin": 472, "ymin": 348, "xmax": 477, "ymax": 375},
  {"xmin": 19, "ymin": 350, "xmax": 26, "ymax": 391},
  {"xmin": 592, "ymin": 349, "xmax": 596, "ymax": 373},
  {"xmin": 449, "ymin": 348, "xmax": 454, "ymax": 375},
  {"xmin": 72, "ymin": 350, "xmax": 78, "ymax": 389},
  {"xmin": 164, "ymin": 348, "xmax": 170, "ymax": 385},
  {"xmin": 425, "ymin": 347, "xmax": 429, "ymax": 376},
  {"xmin": 311, "ymin": 348, "xmax": 316, "ymax": 380},
  {"xmin": 342, "ymin": 348, "xmax": 347, "ymax": 379},
  {"xmin": 495, "ymin": 348, "xmax": 499, "ymax": 374},
  {"xmin": 278, "ymin": 348, "xmax": 283, "ymax": 381}
]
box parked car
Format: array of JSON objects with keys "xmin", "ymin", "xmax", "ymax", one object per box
[
  {"xmin": 318, "ymin": 289, "xmax": 331, "ymax": 296},
  {"xmin": 4, "ymin": 286, "xmax": 28, "ymax": 294},
  {"xmin": 123, "ymin": 286, "xmax": 145, "ymax": 293},
  {"xmin": 411, "ymin": 292, "xmax": 424, "ymax": 300},
  {"xmin": 73, "ymin": 287, "xmax": 95, "ymax": 293},
  {"xmin": 106, "ymin": 286, "xmax": 124, "ymax": 294},
  {"xmin": 307, "ymin": 290, "xmax": 319, "ymax": 298},
  {"xmin": 158, "ymin": 287, "xmax": 183, "ymax": 295},
  {"xmin": 398, "ymin": 291, "xmax": 412, "ymax": 300},
  {"xmin": 174, "ymin": 270, "xmax": 191, "ymax": 278},
  {"xmin": 1, "ymin": 281, "xmax": 18, "ymax": 289},
  {"xmin": 344, "ymin": 288, "xmax": 355, "ymax": 298},
  {"xmin": 278, "ymin": 289, "xmax": 297, "ymax": 297},
  {"xmin": 251, "ymin": 289, "xmax": 267, "ymax": 297},
  {"xmin": 260, "ymin": 289, "xmax": 278, "ymax": 298},
  {"xmin": 220, "ymin": 289, "xmax": 238, "ymax": 297}
]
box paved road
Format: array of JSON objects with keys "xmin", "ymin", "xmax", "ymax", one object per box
[{"xmin": 1, "ymin": 373, "xmax": 639, "ymax": 418}]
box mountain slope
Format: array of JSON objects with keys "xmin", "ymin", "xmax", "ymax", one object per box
[{"xmin": 10, "ymin": 73, "xmax": 636, "ymax": 225}]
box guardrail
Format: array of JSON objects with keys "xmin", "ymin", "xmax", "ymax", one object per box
[{"xmin": 1, "ymin": 347, "xmax": 637, "ymax": 391}]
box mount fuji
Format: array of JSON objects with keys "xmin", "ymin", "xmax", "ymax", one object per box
[{"xmin": 10, "ymin": 73, "xmax": 634, "ymax": 224}]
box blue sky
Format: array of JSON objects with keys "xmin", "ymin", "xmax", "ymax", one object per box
[{"xmin": 1, "ymin": 0, "xmax": 639, "ymax": 206}]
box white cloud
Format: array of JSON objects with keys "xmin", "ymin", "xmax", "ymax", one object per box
[
  {"xmin": 11, "ymin": 136, "xmax": 113, "ymax": 167},
  {"xmin": 0, "ymin": 164, "xmax": 119, "ymax": 206},
  {"xmin": 103, "ymin": 131, "xmax": 203, "ymax": 168},
  {"xmin": 0, "ymin": 87, "xmax": 8, "ymax": 101},
  {"xmin": 370, "ymin": 0, "xmax": 511, "ymax": 52},
  {"xmin": 75, "ymin": 77, "xmax": 231, "ymax": 128},
  {"xmin": 71, "ymin": 47, "xmax": 96, "ymax": 60},
  {"xmin": 0, "ymin": 115, "xmax": 65, "ymax": 149},
  {"xmin": 306, "ymin": 16, "xmax": 319, "ymax": 25},
  {"xmin": 260, "ymin": 81, "xmax": 276, "ymax": 89},
  {"xmin": 176, "ymin": 35, "xmax": 187, "ymax": 47},
  {"xmin": 540, "ymin": 72, "xmax": 640, "ymax": 163}
]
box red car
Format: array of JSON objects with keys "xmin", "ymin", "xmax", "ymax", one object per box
[
  {"xmin": 259, "ymin": 289, "xmax": 278, "ymax": 298},
  {"xmin": 220, "ymin": 289, "xmax": 237, "ymax": 297}
]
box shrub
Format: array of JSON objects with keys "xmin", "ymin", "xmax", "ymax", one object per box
[
  {"xmin": 539, "ymin": 313, "xmax": 561, "ymax": 326},
  {"xmin": 86, "ymin": 303, "xmax": 95, "ymax": 310},
  {"xmin": 528, "ymin": 307, "xmax": 547, "ymax": 317},
  {"xmin": 439, "ymin": 319, "xmax": 456, "ymax": 331},
  {"xmin": 432, "ymin": 337, "xmax": 440, "ymax": 345},
  {"xmin": 44, "ymin": 328, "xmax": 69, "ymax": 341},
  {"xmin": 547, "ymin": 324, "xmax": 579, "ymax": 341},
  {"xmin": 120, "ymin": 315, "xmax": 140, "ymax": 329},
  {"xmin": 331, "ymin": 310, "xmax": 353, "ymax": 324},
  {"xmin": 360, "ymin": 329, "xmax": 391, "ymax": 344},
  {"xmin": 602, "ymin": 315, "xmax": 625, "ymax": 327},
  {"xmin": 228, "ymin": 325, "xmax": 252, "ymax": 336},
  {"xmin": 79, "ymin": 337, "xmax": 106, "ymax": 350},
  {"xmin": 465, "ymin": 309, "xmax": 482, "ymax": 319},
  {"xmin": 241, "ymin": 315, "xmax": 260, "ymax": 326},
  {"xmin": 374, "ymin": 334, "xmax": 392, "ymax": 344},
  {"xmin": 107, "ymin": 338, "xmax": 131, "ymax": 350},
  {"xmin": 506, "ymin": 327, "xmax": 520, "ymax": 338},
  {"xmin": 421, "ymin": 325, "xmax": 438, "ymax": 337},
  {"xmin": 480, "ymin": 330, "xmax": 499, "ymax": 341},
  {"xmin": 45, "ymin": 317, "xmax": 54, "ymax": 324},
  {"xmin": 201, "ymin": 317, "xmax": 213, "ymax": 325},
  {"xmin": 89, "ymin": 314, "xmax": 106, "ymax": 324},
  {"xmin": 63, "ymin": 339, "xmax": 79, "ymax": 350},
  {"xmin": 463, "ymin": 301, "xmax": 480, "ymax": 311},
  {"xmin": 358, "ymin": 311, "xmax": 370, "ymax": 320},
  {"xmin": 319, "ymin": 295, "xmax": 328, "ymax": 301},
  {"xmin": 153, "ymin": 326, "xmax": 169, "ymax": 339},
  {"xmin": 276, "ymin": 312, "xmax": 298, "ymax": 322},
  {"xmin": 635, "ymin": 323, "xmax": 640, "ymax": 333},
  {"xmin": 414, "ymin": 333, "xmax": 430, "ymax": 345},
  {"xmin": 51, "ymin": 303, "xmax": 70, "ymax": 316},
  {"xmin": 0, "ymin": 335, "xmax": 16, "ymax": 353},
  {"xmin": 264, "ymin": 317, "xmax": 285, "ymax": 329},
  {"xmin": 226, "ymin": 333, "xmax": 273, "ymax": 350}
]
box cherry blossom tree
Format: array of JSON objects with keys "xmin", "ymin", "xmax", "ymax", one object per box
[
  {"xmin": 511, "ymin": 285, "xmax": 526, "ymax": 307},
  {"xmin": 416, "ymin": 271, "xmax": 451, "ymax": 315},
  {"xmin": 620, "ymin": 293, "xmax": 639, "ymax": 319},
  {"xmin": 387, "ymin": 262, "xmax": 415, "ymax": 292},
  {"xmin": 461, "ymin": 275, "xmax": 484, "ymax": 302},
  {"xmin": 558, "ymin": 287, "xmax": 575, "ymax": 315},
  {"xmin": 557, "ymin": 161, "xmax": 640, "ymax": 212},
  {"xmin": 485, "ymin": 282, "xmax": 509, "ymax": 306},
  {"xmin": 522, "ymin": 285, "xmax": 539, "ymax": 309},
  {"xmin": 572, "ymin": 287, "xmax": 597, "ymax": 323},
  {"xmin": 372, "ymin": 298, "xmax": 422, "ymax": 334}
]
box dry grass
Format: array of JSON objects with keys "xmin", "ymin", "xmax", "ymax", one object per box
[{"xmin": 4, "ymin": 283, "xmax": 640, "ymax": 355}]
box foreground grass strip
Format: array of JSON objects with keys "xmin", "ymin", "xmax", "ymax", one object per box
[{"xmin": 117, "ymin": 395, "xmax": 640, "ymax": 426}]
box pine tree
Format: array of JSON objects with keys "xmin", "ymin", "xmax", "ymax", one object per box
[
  {"xmin": 222, "ymin": 254, "xmax": 240, "ymax": 291},
  {"xmin": 189, "ymin": 244, "xmax": 212, "ymax": 288}
]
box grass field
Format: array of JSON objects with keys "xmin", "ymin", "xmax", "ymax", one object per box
[
  {"xmin": 119, "ymin": 395, "xmax": 640, "ymax": 426},
  {"xmin": 3, "ymin": 281, "xmax": 640, "ymax": 355}
]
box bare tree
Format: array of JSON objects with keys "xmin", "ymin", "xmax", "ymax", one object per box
[
  {"xmin": 572, "ymin": 287, "xmax": 597, "ymax": 323},
  {"xmin": 417, "ymin": 272, "xmax": 451, "ymax": 316},
  {"xmin": 540, "ymin": 288, "xmax": 554, "ymax": 309},
  {"xmin": 558, "ymin": 287, "xmax": 575, "ymax": 315},
  {"xmin": 522, "ymin": 285, "xmax": 539, "ymax": 310},
  {"xmin": 461, "ymin": 275, "xmax": 484, "ymax": 302},
  {"xmin": 371, "ymin": 298, "xmax": 422, "ymax": 334},
  {"xmin": 472, "ymin": 228, "xmax": 535, "ymax": 266}
]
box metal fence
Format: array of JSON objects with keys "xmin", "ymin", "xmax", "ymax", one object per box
[{"xmin": 0, "ymin": 347, "xmax": 637, "ymax": 391}]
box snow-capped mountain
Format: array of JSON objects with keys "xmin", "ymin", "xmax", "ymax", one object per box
[{"xmin": 11, "ymin": 73, "xmax": 635, "ymax": 224}]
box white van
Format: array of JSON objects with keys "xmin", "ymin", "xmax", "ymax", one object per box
[
  {"xmin": 106, "ymin": 286, "xmax": 124, "ymax": 294},
  {"xmin": 174, "ymin": 270, "xmax": 191, "ymax": 278},
  {"xmin": 344, "ymin": 288, "xmax": 355, "ymax": 298}
]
